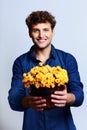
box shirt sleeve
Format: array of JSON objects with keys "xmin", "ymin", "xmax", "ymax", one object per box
[
  {"xmin": 8, "ymin": 58, "xmax": 27, "ymax": 111},
  {"xmin": 66, "ymin": 53, "xmax": 84, "ymax": 106}
]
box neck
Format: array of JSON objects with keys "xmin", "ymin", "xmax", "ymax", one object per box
[{"xmin": 34, "ymin": 45, "xmax": 51, "ymax": 63}]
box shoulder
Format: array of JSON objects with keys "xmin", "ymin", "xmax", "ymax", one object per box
[
  {"xmin": 12, "ymin": 47, "xmax": 34, "ymax": 73},
  {"xmin": 12, "ymin": 51, "xmax": 30, "ymax": 72},
  {"xmin": 58, "ymin": 49, "xmax": 78, "ymax": 70},
  {"xmin": 13, "ymin": 52, "xmax": 29, "ymax": 64},
  {"xmin": 53, "ymin": 46, "xmax": 78, "ymax": 69},
  {"xmin": 52, "ymin": 45, "xmax": 73, "ymax": 58},
  {"xmin": 13, "ymin": 45, "xmax": 34, "ymax": 64},
  {"xmin": 54, "ymin": 47, "xmax": 77, "ymax": 62}
]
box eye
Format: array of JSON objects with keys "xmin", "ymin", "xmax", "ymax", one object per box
[
  {"xmin": 44, "ymin": 28, "xmax": 49, "ymax": 32},
  {"xmin": 32, "ymin": 29, "xmax": 39, "ymax": 33}
]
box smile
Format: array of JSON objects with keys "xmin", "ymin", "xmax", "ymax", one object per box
[{"xmin": 37, "ymin": 39, "xmax": 47, "ymax": 43}]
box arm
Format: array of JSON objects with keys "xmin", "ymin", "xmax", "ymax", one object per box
[
  {"xmin": 66, "ymin": 54, "xmax": 84, "ymax": 106},
  {"xmin": 51, "ymin": 54, "xmax": 84, "ymax": 107},
  {"xmin": 8, "ymin": 58, "xmax": 46, "ymax": 111},
  {"xmin": 8, "ymin": 58, "xmax": 26, "ymax": 111}
]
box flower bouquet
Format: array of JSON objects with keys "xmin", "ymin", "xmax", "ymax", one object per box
[{"xmin": 22, "ymin": 62, "xmax": 69, "ymax": 109}]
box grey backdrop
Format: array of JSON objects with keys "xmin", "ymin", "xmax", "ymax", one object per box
[{"xmin": 0, "ymin": 0, "xmax": 87, "ymax": 130}]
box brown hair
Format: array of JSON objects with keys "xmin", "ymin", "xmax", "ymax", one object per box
[{"xmin": 25, "ymin": 11, "xmax": 56, "ymax": 31}]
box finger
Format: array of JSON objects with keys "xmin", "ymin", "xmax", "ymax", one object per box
[
  {"xmin": 54, "ymin": 103, "xmax": 66, "ymax": 107},
  {"xmin": 33, "ymin": 99, "xmax": 46, "ymax": 105},
  {"xmin": 51, "ymin": 99, "xmax": 67, "ymax": 107},
  {"xmin": 54, "ymin": 89, "xmax": 67, "ymax": 96},
  {"xmin": 36, "ymin": 103, "xmax": 46, "ymax": 108},
  {"xmin": 31, "ymin": 96, "xmax": 42, "ymax": 100},
  {"xmin": 51, "ymin": 99, "xmax": 66, "ymax": 104},
  {"xmin": 31, "ymin": 102, "xmax": 46, "ymax": 111}
]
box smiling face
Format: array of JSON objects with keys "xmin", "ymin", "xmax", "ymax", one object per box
[{"xmin": 29, "ymin": 22, "xmax": 54, "ymax": 50}]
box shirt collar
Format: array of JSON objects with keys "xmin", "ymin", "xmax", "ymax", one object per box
[
  {"xmin": 27, "ymin": 44, "xmax": 56, "ymax": 60},
  {"xmin": 50, "ymin": 44, "xmax": 57, "ymax": 59}
]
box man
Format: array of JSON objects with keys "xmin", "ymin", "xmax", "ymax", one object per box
[{"xmin": 8, "ymin": 11, "xmax": 84, "ymax": 130}]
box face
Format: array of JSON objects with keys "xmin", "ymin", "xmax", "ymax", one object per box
[{"xmin": 29, "ymin": 22, "xmax": 54, "ymax": 50}]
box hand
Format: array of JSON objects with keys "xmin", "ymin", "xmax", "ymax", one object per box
[
  {"xmin": 22, "ymin": 95, "xmax": 46, "ymax": 111},
  {"xmin": 50, "ymin": 85, "xmax": 67, "ymax": 107}
]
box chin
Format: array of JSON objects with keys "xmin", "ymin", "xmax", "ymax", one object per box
[
  {"xmin": 35, "ymin": 44, "xmax": 45, "ymax": 49},
  {"xmin": 37, "ymin": 46, "xmax": 46, "ymax": 50},
  {"xmin": 36, "ymin": 43, "xmax": 51, "ymax": 50}
]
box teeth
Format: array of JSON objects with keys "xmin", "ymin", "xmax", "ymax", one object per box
[{"xmin": 38, "ymin": 39, "xmax": 46, "ymax": 42}]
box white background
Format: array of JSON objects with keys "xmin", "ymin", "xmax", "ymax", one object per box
[{"xmin": 0, "ymin": 0, "xmax": 87, "ymax": 130}]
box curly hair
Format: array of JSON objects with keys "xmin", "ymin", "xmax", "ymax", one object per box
[{"xmin": 25, "ymin": 11, "xmax": 56, "ymax": 31}]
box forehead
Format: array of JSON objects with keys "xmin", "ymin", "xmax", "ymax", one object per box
[{"xmin": 32, "ymin": 22, "xmax": 51, "ymax": 29}]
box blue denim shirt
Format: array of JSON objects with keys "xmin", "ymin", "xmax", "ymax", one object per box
[{"xmin": 8, "ymin": 45, "xmax": 84, "ymax": 130}]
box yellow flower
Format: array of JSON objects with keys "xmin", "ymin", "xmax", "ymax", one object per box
[{"xmin": 22, "ymin": 62, "xmax": 69, "ymax": 89}]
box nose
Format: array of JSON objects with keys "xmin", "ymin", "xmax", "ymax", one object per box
[{"xmin": 39, "ymin": 30, "xmax": 44, "ymax": 38}]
